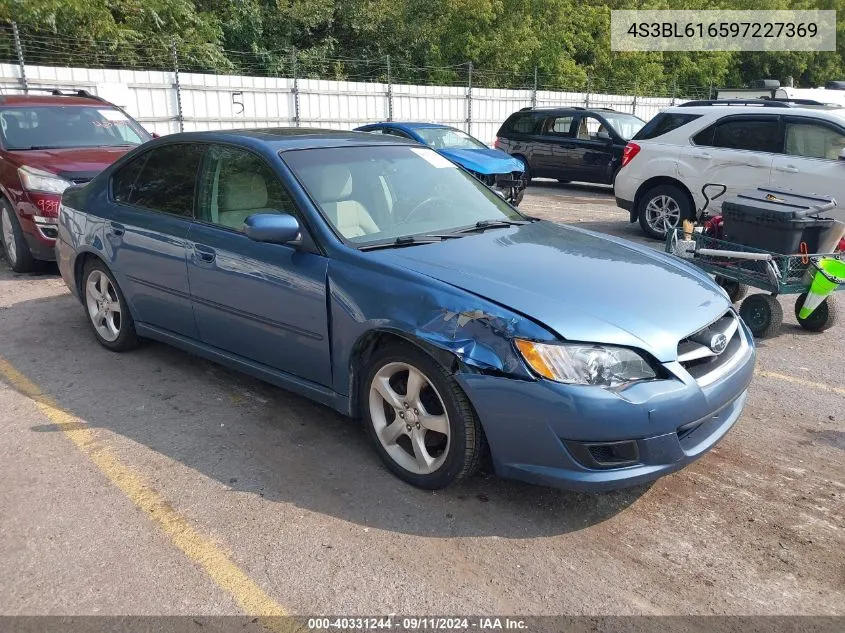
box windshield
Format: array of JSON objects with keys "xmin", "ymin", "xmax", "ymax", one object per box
[
  {"xmin": 602, "ymin": 113, "xmax": 646, "ymax": 140},
  {"xmin": 414, "ymin": 127, "xmax": 488, "ymax": 150},
  {"xmin": 0, "ymin": 106, "xmax": 150, "ymax": 150},
  {"xmin": 283, "ymin": 145, "xmax": 523, "ymax": 246}
]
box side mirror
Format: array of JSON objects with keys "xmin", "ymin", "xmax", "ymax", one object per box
[
  {"xmin": 597, "ymin": 130, "xmax": 611, "ymax": 140},
  {"xmin": 151, "ymin": 132, "xmax": 161, "ymax": 139},
  {"xmin": 839, "ymin": 148, "xmax": 845, "ymax": 161},
  {"xmin": 244, "ymin": 213, "xmax": 301, "ymax": 245}
]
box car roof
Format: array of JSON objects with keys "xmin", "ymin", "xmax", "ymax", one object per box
[
  {"xmin": 513, "ymin": 107, "xmax": 625, "ymax": 116},
  {"xmin": 665, "ymin": 104, "xmax": 845, "ymax": 117},
  {"xmin": 0, "ymin": 94, "xmax": 110, "ymax": 107},
  {"xmin": 154, "ymin": 128, "xmax": 420, "ymax": 151}
]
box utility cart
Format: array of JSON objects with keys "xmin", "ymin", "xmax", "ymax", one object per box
[{"xmin": 666, "ymin": 229, "xmax": 845, "ymax": 337}]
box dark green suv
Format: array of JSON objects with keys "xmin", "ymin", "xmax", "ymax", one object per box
[{"xmin": 494, "ymin": 107, "xmax": 645, "ymax": 185}]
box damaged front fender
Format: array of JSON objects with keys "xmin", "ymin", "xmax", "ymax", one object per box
[{"xmin": 327, "ymin": 258, "xmax": 555, "ymax": 401}]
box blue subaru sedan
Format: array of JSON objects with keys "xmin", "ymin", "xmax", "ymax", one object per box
[
  {"xmin": 354, "ymin": 122, "xmax": 527, "ymax": 205},
  {"xmin": 56, "ymin": 129, "xmax": 755, "ymax": 491}
]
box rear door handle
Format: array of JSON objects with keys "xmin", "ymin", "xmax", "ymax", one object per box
[
  {"xmin": 692, "ymin": 152, "xmax": 712, "ymax": 160},
  {"xmin": 194, "ymin": 245, "xmax": 216, "ymax": 263},
  {"xmin": 108, "ymin": 222, "xmax": 125, "ymax": 237},
  {"xmin": 776, "ymin": 165, "xmax": 799, "ymax": 173}
]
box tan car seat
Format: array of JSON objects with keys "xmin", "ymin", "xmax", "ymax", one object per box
[
  {"xmin": 315, "ymin": 165, "xmax": 379, "ymax": 238},
  {"xmin": 217, "ymin": 172, "xmax": 275, "ymax": 230}
]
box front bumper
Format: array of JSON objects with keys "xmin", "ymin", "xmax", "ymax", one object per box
[{"xmin": 456, "ymin": 322, "xmax": 756, "ymax": 492}]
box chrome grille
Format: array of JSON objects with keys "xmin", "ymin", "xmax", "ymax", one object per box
[{"xmin": 677, "ymin": 311, "xmax": 749, "ymax": 387}]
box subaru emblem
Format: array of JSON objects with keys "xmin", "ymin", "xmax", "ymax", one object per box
[{"xmin": 710, "ymin": 333, "xmax": 728, "ymax": 355}]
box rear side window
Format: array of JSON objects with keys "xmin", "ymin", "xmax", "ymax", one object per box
[
  {"xmin": 506, "ymin": 114, "xmax": 537, "ymax": 134},
  {"xmin": 546, "ymin": 115, "xmax": 575, "ymax": 137},
  {"xmin": 694, "ymin": 117, "xmax": 782, "ymax": 153},
  {"xmin": 112, "ymin": 143, "xmax": 206, "ymax": 217},
  {"xmin": 634, "ymin": 113, "xmax": 702, "ymax": 140}
]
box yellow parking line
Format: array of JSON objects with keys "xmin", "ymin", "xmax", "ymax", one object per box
[
  {"xmin": 756, "ymin": 370, "xmax": 845, "ymax": 397},
  {"xmin": 0, "ymin": 356, "xmax": 302, "ymax": 630}
]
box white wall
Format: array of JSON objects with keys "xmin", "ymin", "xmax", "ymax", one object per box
[{"xmin": 0, "ymin": 63, "xmax": 683, "ymax": 143}]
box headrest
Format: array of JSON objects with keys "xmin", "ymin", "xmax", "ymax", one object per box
[
  {"xmin": 220, "ymin": 172, "xmax": 268, "ymax": 211},
  {"xmin": 315, "ymin": 165, "xmax": 353, "ymax": 203}
]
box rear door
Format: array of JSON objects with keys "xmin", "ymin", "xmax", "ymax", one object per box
[
  {"xmin": 498, "ymin": 112, "xmax": 544, "ymax": 173},
  {"xmin": 107, "ymin": 143, "xmax": 206, "ymax": 338},
  {"xmin": 678, "ymin": 115, "xmax": 779, "ymax": 213},
  {"xmin": 533, "ymin": 114, "xmax": 577, "ymax": 178},
  {"xmin": 770, "ymin": 116, "xmax": 845, "ymax": 219},
  {"xmin": 569, "ymin": 114, "xmax": 616, "ymax": 183}
]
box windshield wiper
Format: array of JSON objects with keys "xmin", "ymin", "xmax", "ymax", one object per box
[
  {"xmin": 358, "ymin": 233, "xmax": 463, "ymax": 251},
  {"xmin": 10, "ymin": 145, "xmax": 64, "ymax": 150},
  {"xmin": 452, "ymin": 218, "xmax": 532, "ymax": 234}
]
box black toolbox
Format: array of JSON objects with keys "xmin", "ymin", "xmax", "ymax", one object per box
[{"xmin": 721, "ymin": 188, "xmax": 836, "ymax": 254}]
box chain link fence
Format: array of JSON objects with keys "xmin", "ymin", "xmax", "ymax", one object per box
[{"xmin": 1, "ymin": 22, "xmax": 715, "ymax": 141}]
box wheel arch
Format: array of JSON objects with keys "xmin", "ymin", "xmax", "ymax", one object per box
[
  {"xmin": 347, "ymin": 328, "xmax": 465, "ymax": 420},
  {"xmin": 632, "ymin": 176, "xmax": 696, "ymax": 222}
]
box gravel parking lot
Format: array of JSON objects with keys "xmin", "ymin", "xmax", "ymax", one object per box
[{"xmin": 0, "ymin": 183, "xmax": 842, "ymax": 618}]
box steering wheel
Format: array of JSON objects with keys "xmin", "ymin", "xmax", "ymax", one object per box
[{"xmin": 403, "ymin": 196, "xmax": 452, "ymax": 223}]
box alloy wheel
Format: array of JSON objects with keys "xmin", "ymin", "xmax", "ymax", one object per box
[
  {"xmin": 368, "ymin": 362, "xmax": 450, "ymax": 475},
  {"xmin": 644, "ymin": 194, "xmax": 681, "ymax": 235},
  {"xmin": 1, "ymin": 207, "xmax": 17, "ymax": 266},
  {"xmin": 85, "ymin": 270, "xmax": 122, "ymax": 342}
]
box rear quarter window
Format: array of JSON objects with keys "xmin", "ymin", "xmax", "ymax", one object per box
[
  {"xmin": 502, "ymin": 114, "xmax": 537, "ymax": 135},
  {"xmin": 634, "ymin": 113, "xmax": 702, "ymax": 140}
]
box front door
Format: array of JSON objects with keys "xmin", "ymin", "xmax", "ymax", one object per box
[
  {"xmin": 770, "ymin": 116, "xmax": 845, "ymax": 223},
  {"xmin": 106, "ymin": 142, "xmax": 206, "ymax": 338},
  {"xmin": 185, "ymin": 144, "xmax": 332, "ymax": 386}
]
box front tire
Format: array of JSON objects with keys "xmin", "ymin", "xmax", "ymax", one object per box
[
  {"xmin": 361, "ymin": 343, "xmax": 485, "ymax": 489},
  {"xmin": 83, "ymin": 260, "xmax": 139, "ymax": 351},
  {"xmin": 794, "ymin": 293, "xmax": 838, "ymax": 332},
  {"xmin": 1, "ymin": 200, "xmax": 36, "ymax": 273},
  {"xmin": 637, "ymin": 184, "xmax": 692, "ymax": 240}
]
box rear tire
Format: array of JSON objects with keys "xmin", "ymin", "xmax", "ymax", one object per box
[
  {"xmin": 361, "ymin": 343, "xmax": 485, "ymax": 489},
  {"xmin": 637, "ymin": 184, "xmax": 692, "ymax": 240},
  {"xmin": 82, "ymin": 259, "xmax": 140, "ymax": 352},
  {"xmin": 715, "ymin": 276, "xmax": 748, "ymax": 303},
  {"xmin": 1, "ymin": 199, "xmax": 37, "ymax": 273},
  {"xmin": 739, "ymin": 294, "xmax": 783, "ymax": 338},
  {"xmin": 794, "ymin": 293, "xmax": 838, "ymax": 332}
]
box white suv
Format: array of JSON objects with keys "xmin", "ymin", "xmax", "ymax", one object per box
[{"xmin": 614, "ymin": 100, "xmax": 845, "ymax": 239}]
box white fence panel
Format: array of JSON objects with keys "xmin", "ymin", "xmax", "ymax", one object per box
[{"xmin": 1, "ymin": 63, "xmax": 683, "ymax": 143}]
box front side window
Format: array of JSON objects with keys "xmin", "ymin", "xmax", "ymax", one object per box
[
  {"xmin": 695, "ymin": 117, "xmax": 782, "ymax": 153},
  {"xmin": 113, "ymin": 143, "xmax": 205, "ymax": 217},
  {"xmin": 785, "ymin": 120, "xmax": 845, "ymax": 160},
  {"xmin": 197, "ymin": 145, "xmax": 295, "ymax": 232},
  {"xmin": 283, "ymin": 145, "xmax": 522, "ymax": 245},
  {"xmin": 0, "ymin": 106, "xmax": 149, "ymax": 150},
  {"xmin": 600, "ymin": 112, "xmax": 646, "ymax": 140},
  {"xmin": 414, "ymin": 127, "xmax": 487, "ymax": 149}
]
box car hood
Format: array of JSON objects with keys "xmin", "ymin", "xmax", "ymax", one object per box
[
  {"xmin": 8, "ymin": 146, "xmax": 134, "ymax": 178},
  {"xmin": 370, "ymin": 222, "xmax": 730, "ymax": 362},
  {"xmin": 438, "ymin": 148, "xmax": 525, "ymax": 175}
]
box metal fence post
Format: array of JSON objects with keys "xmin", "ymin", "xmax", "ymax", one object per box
[
  {"xmin": 170, "ymin": 40, "xmax": 184, "ymax": 132},
  {"xmin": 466, "ymin": 62, "xmax": 473, "ymax": 134},
  {"xmin": 671, "ymin": 79, "xmax": 677, "ymax": 106},
  {"xmin": 11, "ymin": 22, "xmax": 27, "ymax": 93},
  {"xmin": 531, "ymin": 67, "xmax": 537, "ymax": 109},
  {"xmin": 386, "ymin": 55, "xmax": 393, "ymax": 121},
  {"xmin": 291, "ymin": 48, "xmax": 300, "ymax": 127},
  {"xmin": 584, "ymin": 76, "xmax": 592, "ymax": 108},
  {"xmin": 632, "ymin": 82, "xmax": 638, "ymax": 116}
]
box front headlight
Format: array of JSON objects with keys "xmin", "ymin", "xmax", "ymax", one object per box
[
  {"xmin": 18, "ymin": 166, "xmax": 72, "ymax": 194},
  {"xmin": 515, "ymin": 339, "xmax": 657, "ymax": 387}
]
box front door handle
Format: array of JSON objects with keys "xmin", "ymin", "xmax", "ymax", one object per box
[
  {"xmin": 692, "ymin": 152, "xmax": 712, "ymax": 160},
  {"xmin": 194, "ymin": 245, "xmax": 216, "ymax": 263},
  {"xmin": 776, "ymin": 164, "xmax": 800, "ymax": 173},
  {"xmin": 108, "ymin": 222, "xmax": 125, "ymax": 237}
]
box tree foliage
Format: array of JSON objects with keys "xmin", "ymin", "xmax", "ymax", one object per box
[{"xmin": 2, "ymin": 0, "xmax": 844, "ymax": 92}]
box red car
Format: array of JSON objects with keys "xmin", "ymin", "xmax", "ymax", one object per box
[{"xmin": 0, "ymin": 90, "xmax": 152, "ymax": 272}]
